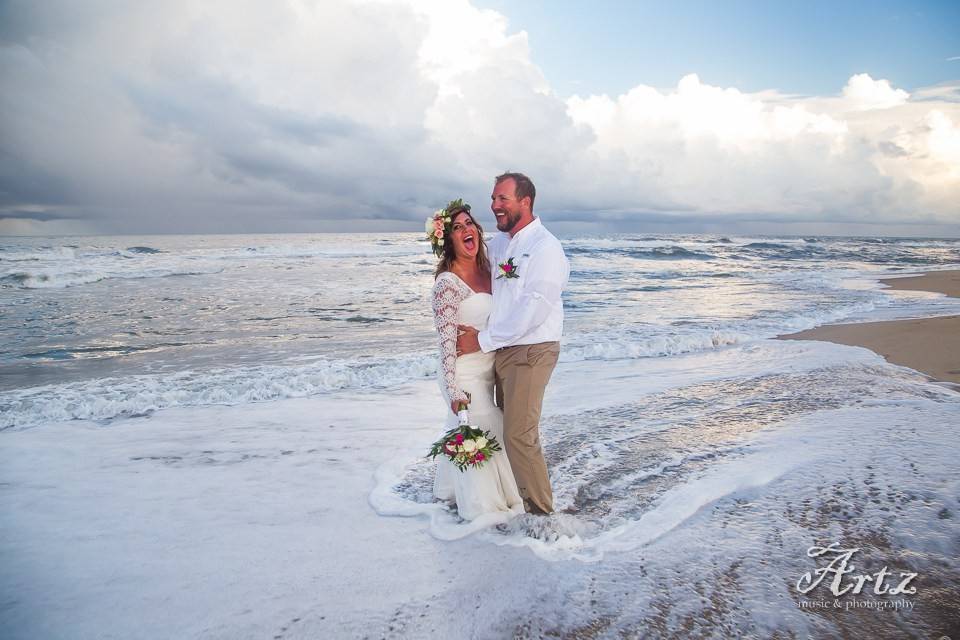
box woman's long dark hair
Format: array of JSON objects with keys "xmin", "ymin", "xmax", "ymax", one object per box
[{"xmin": 434, "ymin": 207, "xmax": 491, "ymax": 280}]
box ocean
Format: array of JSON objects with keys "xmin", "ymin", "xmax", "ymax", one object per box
[
  {"xmin": 2, "ymin": 232, "xmax": 959, "ymax": 638},
  {"xmin": 3, "ymin": 232, "xmax": 959, "ymax": 426}
]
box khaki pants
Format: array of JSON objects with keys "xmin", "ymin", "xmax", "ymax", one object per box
[{"xmin": 494, "ymin": 341, "xmax": 560, "ymax": 514}]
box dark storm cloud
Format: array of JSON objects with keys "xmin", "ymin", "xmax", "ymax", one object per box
[{"xmin": 0, "ymin": 150, "xmax": 74, "ymax": 208}]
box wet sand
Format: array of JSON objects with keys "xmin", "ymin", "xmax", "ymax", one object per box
[
  {"xmin": 779, "ymin": 270, "xmax": 960, "ymax": 384},
  {"xmin": 878, "ymin": 269, "xmax": 960, "ymax": 297}
]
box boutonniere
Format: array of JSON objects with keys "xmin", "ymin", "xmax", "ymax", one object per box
[{"xmin": 496, "ymin": 257, "xmax": 519, "ymax": 279}]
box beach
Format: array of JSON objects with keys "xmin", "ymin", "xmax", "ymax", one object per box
[
  {"xmin": 3, "ymin": 0, "xmax": 959, "ymax": 636},
  {"xmin": 2, "ymin": 233, "xmax": 959, "ymax": 638},
  {"xmin": 779, "ymin": 270, "xmax": 960, "ymax": 384}
]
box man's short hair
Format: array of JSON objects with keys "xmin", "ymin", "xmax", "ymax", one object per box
[{"xmin": 495, "ymin": 172, "xmax": 536, "ymax": 210}]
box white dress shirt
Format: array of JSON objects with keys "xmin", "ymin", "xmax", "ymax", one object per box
[{"xmin": 478, "ymin": 217, "xmax": 570, "ymax": 352}]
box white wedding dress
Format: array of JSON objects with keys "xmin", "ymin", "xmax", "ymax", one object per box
[{"xmin": 430, "ymin": 271, "xmax": 525, "ymax": 522}]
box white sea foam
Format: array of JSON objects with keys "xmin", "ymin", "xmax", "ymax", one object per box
[
  {"xmin": 559, "ymin": 298, "xmax": 884, "ymax": 362},
  {"xmin": 0, "ymin": 317, "xmax": 858, "ymax": 429},
  {"xmin": 575, "ymin": 399, "xmax": 957, "ymax": 562},
  {"xmin": 0, "ymin": 238, "xmax": 425, "ymax": 289},
  {"xmin": 0, "ymin": 245, "xmax": 79, "ymax": 262},
  {"xmin": 0, "ymin": 354, "xmax": 439, "ymax": 430},
  {"xmin": 1, "ymin": 265, "xmax": 225, "ymax": 289},
  {"xmin": 561, "ymin": 329, "xmax": 753, "ymax": 361},
  {"xmin": 4, "ymin": 333, "xmax": 957, "ymax": 639},
  {"xmin": 1, "ymin": 288, "xmax": 946, "ymax": 429},
  {"xmin": 376, "ymin": 349, "xmax": 960, "ymax": 564}
]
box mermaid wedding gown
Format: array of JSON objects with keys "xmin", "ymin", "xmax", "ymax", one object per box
[{"xmin": 430, "ymin": 271, "xmax": 525, "ymax": 522}]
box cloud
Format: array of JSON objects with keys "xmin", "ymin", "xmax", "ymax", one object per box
[
  {"xmin": 841, "ymin": 73, "xmax": 910, "ymax": 111},
  {"xmin": 0, "ymin": 0, "xmax": 957, "ymax": 235},
  {"xmin": 564, "ymin": 73, "xmax": 959, "ymax": 223},
  {"xmin": 947, "ymin": 56, "xmax": 960, "ymax": 62}
]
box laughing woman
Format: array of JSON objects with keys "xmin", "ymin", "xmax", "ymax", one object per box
[{"xmin": 428, "ymin": 199, "xmax": 525, "ymax": 523}]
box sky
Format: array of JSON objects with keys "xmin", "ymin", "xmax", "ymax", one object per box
[
  {"xmin": 473, "ymin": 0, "xmax": 960, "ymax": 97},
  {"xmin": 1, "ymin": 0, "xmax": 958, "ymax": 237}
]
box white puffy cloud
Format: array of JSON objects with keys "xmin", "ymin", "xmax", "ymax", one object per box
[
  {"xmin": 842, "ymin": 73, "xmax": 910, "ymax": 111},
  {"xmin": 926, "ymin": 110, "xmax": 960, "ymax": 173},
  {"xmin": 564, "ymin": 73, "xmax": 960, "ymax": 223},
  {"xmin": 0, "ymin": 0, "xmax": 957, "ymax": 235}
]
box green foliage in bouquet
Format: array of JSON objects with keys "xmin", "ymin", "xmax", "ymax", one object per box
[{"xmin": 428, "ymin": 424, "xmax": 503, "ymax": 472}]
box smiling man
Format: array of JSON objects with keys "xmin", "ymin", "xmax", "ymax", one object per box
[{"xmin": 457, "ymin": 172, "xmax": 570, "ymax": 515}]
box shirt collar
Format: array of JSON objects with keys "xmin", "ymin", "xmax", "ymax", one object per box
[{"xmin": 507, "ymin": 216, "xmax": 541, "ymax": 244}]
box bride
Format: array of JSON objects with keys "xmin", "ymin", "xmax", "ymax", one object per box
[{"xmin": 428, "ymin": 199, "xmax": 525, "ymax": 522}]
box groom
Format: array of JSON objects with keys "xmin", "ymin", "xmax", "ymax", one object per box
[{"xmin": 456, "ymin": 172, "xmax": 569, "ymax": 515}]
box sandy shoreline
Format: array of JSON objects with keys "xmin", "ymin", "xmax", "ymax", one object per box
[
  {"xmin": 779, "ymin": 269, "xmax": 960, "ymax": 384},
  {"xmin": 878, "ymin": 269, "xmax": 960, "ymax": 297}
]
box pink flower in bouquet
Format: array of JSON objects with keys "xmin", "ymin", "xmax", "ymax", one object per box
[{"xmin": 427, "ymin": 423, "xmax": 502, "ymax": 472}]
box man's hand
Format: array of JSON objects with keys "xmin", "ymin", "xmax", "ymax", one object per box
[{"xmin": 456, "ymin": 325, "xmax": 481, "ymax": 357}]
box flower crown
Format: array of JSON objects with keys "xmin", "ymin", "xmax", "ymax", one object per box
[{"xmin": 425, "ymin": 198, "xmax": 471, "ymax": 258}]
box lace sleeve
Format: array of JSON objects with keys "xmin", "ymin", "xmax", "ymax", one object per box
[{"xmin": 431, "ymin": 273, "xmax": 470, "ymax": 406}]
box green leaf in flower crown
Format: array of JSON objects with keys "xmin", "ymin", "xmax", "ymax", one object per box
[{"xmin": 444, "ymin": 198, "xmax": 470, "ymax": 215}]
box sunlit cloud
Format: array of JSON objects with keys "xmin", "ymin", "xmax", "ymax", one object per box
[{"xmin": 841, "ymin": 73, "xmax": 910, "ymax": 111}]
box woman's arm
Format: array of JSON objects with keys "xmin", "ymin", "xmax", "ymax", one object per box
[{"xmin": 431, "ymin": 274, "xmax": 471, "ymax": 412}]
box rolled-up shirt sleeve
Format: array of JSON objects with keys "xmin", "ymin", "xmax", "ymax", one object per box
[{"xmin": 478, "ymin": 242, "xmax": 568, "ymax": 352}]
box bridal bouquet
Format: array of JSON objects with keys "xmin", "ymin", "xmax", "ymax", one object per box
[{"xmin": 428, "ymin": 406, "xmax": 503, "ymax": 472}]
